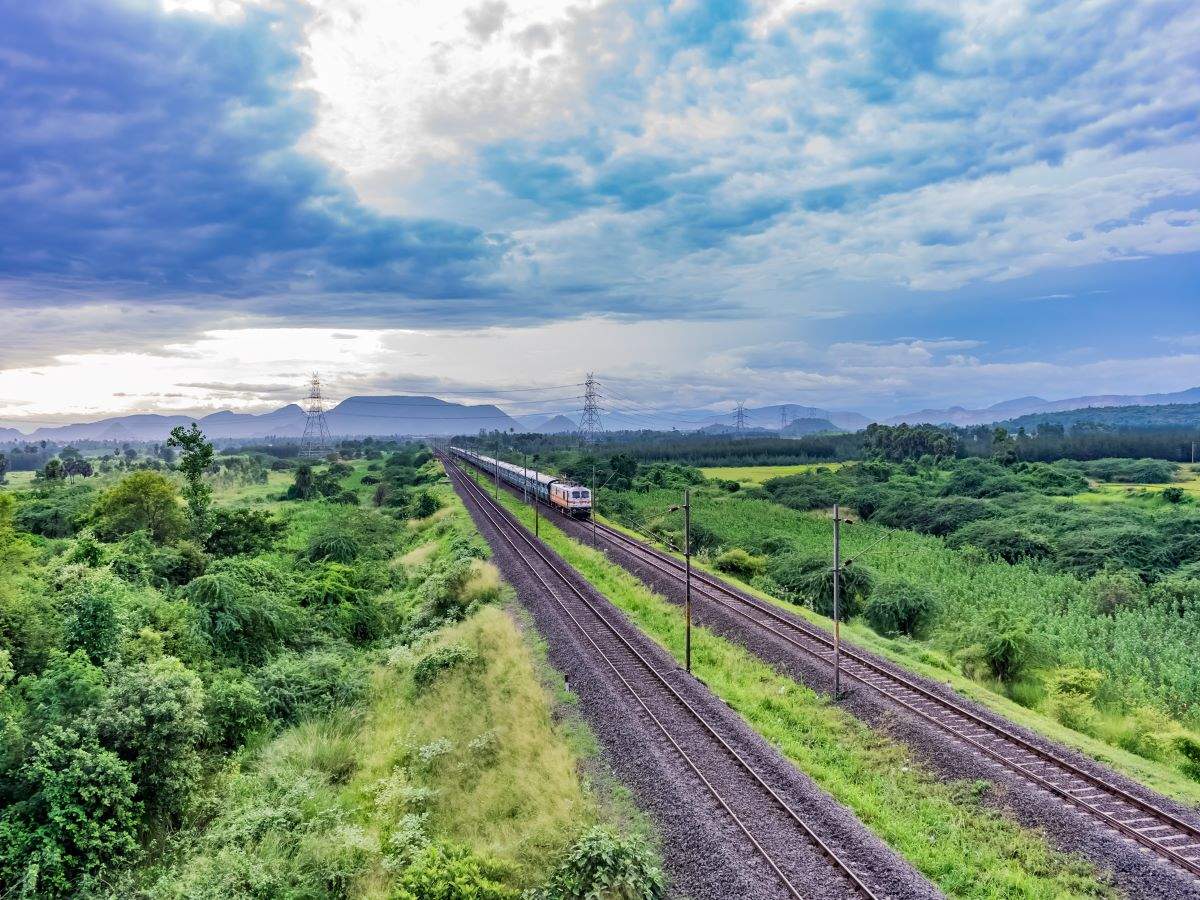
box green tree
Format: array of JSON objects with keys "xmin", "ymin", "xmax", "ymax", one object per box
[
  {"xmin": 167, "ymin": 424, "xmax": 215, "ymax": 540},
  {"xmin": 286, "ymin": 465, "xmax": 317, "ymax": 500},
  {"xmin": 91, "ymin": 470, "xmax": 186, "ymax": 543},
  {"xmin": 0, "ymin": 726, "xmax": 140, "ymax": 898},
  {"xmin": 100, "ymin": 656, "xmax": 207, "ymax": 822}
]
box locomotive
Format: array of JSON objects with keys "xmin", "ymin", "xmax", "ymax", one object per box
[{"xmin": 450, "ymin": 447, "xmax": 592, "ymax": 518}]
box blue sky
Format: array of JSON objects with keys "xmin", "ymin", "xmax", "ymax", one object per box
[{"xmin": 1, "ymin": 0, "xmax": 1198, "ymax": 426}]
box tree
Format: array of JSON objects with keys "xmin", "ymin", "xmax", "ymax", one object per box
[
  {"xmin": 168, "ymin": 423, "xmax": 215, "ymax": 540},
  {"xmin": 100, "ymin": 656, "xmax": 207, "ymax": 822},
  {"xmin": 41, "ymin": 458, "xmax": 65, "ymax": 482},
  {"xmin": 91, "ymin": 470, "xmax": 186, "ymax": 543},
  {"xmin": 286, "ymin": 464, "xmax": 317, "ymax": 500}
]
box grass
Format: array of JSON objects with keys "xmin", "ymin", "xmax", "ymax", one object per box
[
  {"xmin": 701, "ymin": 462, "xmax": 843, "ymax": 485},
  {"xmin": 463, "ymin": 467, "xmax": 1119, "ymax": 898}
]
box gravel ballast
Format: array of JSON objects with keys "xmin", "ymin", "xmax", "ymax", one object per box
[{"xmin": 444, "ymin": 459, "xmax": 942, "ymax": 900}]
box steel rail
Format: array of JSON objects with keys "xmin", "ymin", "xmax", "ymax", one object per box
[
  {"xmin": 442, "ymin": 455, "xmax": 883, "ymax": 900},
  {"xmin": 585, "ymin": 516, "xmax": 1200, "ymax": 881}
]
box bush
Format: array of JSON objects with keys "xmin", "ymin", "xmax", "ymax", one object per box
[
  {"xmin": 61, "ymin": 573, "xmax": 124, "ymax": 664},
  {"xmin": 713, "ymin": 548, "xmax": 764, "ymax": 579},
  {"xmin": 767, "ymin": 552, "xmax": 872, "ymax": 620},
  {"xmin": 393, "ymin": 843, "xmax": 517, "ymax": 900},
  {"xmin": 1114, "ymin": 707, "xmax": 1178, "ymax": 761},
  {"xmin": 1176, "ymin": 734, "xmax": 1200, "ymax": 782},
  {"xmin": 412, "ymin": 643, "xmax": 479, "ymax": 689},
  {"xmin": 205, "ymin": 671, "xmax": 268, "ymax": 750},
  {"xmin": 100, "ymin": 656, "xmax": 207, "ymax": 822},
  {"xmin": 1161, "ymin": 486, "xmax": 1185, "ymax": 503},
  {"xmin": 1086, "ymin": 570, "xmax": 1144, "ymax": 615},
  {"xmin": 864, "ymin": 579, "xmax": 938, "ymax": 638},
  {"xmin": 307, "ymin": 530, "xmax": 362, "ymax": 564},
  {"xmin": 255, "ymin": 650, "xmax": 369, "ymax": 724},
  {"xmin": 534, "ymin": 827, "xmax": 665, "ymax": 900},
  {"xmin": 205, "ymin": 508, "xmax": 284, "ymax": 556},
  {"xmin": 184, "ymin": 573, "xmax": 298, "ymax": 665},
  {"xmin": 0, "ymin": 726, "xmax": 140, "ymax": 898},
  {"xmin": 965, "ymin": 609, "xmax": 1034, "ymax": 683}
]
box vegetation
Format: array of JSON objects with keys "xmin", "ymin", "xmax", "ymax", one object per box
[{"xmin": 0, "ymin": 438, "xmax": 660, "ymax": 897}]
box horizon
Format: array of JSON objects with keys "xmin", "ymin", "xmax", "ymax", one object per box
[{"xmin": 3, "ymin": 1, "xmax": 1199, "ymax": 428}]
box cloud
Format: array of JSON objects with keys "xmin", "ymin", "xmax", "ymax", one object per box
[{"xmin": 0, "ymin": 1, "xmax": 508, "ymax": 321}]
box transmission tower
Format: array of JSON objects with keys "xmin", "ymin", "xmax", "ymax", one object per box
[
  {"xmin": 779, "ymin": 404, "xmax": 790, "ymax": 431},
  {"xmin": 299, "ymin": 372, "xmax": 333, "ymax": 459},
  {"xmin": 578, "ymin": 373, "xmax": 604, "ymax": 443},
  {"xmin": 733, "ymin": 401, "xmax": 748, "ymax": 437}
]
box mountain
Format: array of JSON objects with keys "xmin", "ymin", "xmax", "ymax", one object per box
[
  {"xmin": 323, "ymin": 396, "xmax": 519, "ymax": 436},
  {"xmin": 890, "ymin": 386, "xmax": 1200, "ymax": 427},
  {"xmin": 603, "ymin": 402, "xmax": 870, "ymax": 432},
  {"xmin": 534, "ymin": 414, "xmax": 579, "ymax": 434},
  {"xmin": 14, "ymin": 396, "xmax": 521, "ymax": 442},
  {"xmin": 997, "ymin": 402, "xmax": 1200, "ymax": 432},
  {"xmin": 0, "ymin": 427, "xmax": 24, "ymax": 443},
  {"xmin": 780, "ymin": 417, "xmax": 841, "ymax": 436}
]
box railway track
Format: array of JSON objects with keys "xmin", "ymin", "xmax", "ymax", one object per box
[
  {"xmin": 579, "ymin": 516, "xmax": 1200, "ymax": 882},
  {"xmin": 441, "ymin": 454, "xmax": 893, "ymax": 900}
]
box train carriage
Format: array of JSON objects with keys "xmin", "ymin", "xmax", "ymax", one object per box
[{"xmin": 450, "ymin": 447, "xmax": 592, "ymax": 519}]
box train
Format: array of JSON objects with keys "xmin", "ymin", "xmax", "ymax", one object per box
[{"xmin": 450, "ymin": 446, "xmax": 593, "ymax": 518}]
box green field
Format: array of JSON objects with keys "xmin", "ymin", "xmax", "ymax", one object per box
[
  {"xmin": 701, "ymin": 462, "xmax": 843, "ymax": 484},
  {"xmin": 1070, "ymin": 465, "xmax": 1200, "ymax": 505}
]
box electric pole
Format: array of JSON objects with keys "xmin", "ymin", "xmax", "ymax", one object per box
[
  {"xmin": 833, "ymin": 503, "xmax": 842, "ymax": 699},
  {"xmin": 579, "ymin": 373, "xmax": 604, "ymax": 443},
  {"xmin": 299, "ymin": 373, "xmax": 333, "ymax": 459},
  {"xmin": 684, "ymin": 488, "xmax": 692, "ymax": 672}
]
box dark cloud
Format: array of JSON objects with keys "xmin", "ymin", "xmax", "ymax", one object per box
[{"xmin": 0, "ymin": 0, "xmax": 507, "ymax": 320}]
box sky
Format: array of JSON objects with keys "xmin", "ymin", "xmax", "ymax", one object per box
[{"xmin": 2, "ymin": 0, "xmax": 1199, "ymax": 429}]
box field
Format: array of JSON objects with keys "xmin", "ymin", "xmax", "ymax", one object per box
[
  {"xmin": 1069, "ymin": 463, "xmax": 1200, "ymax": 505},
  {"xmin": 701, "ymin": 462, "xmax": 842, "ymax": 484}
]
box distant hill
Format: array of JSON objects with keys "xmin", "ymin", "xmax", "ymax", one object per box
[
  {"xmin": 997, "ymin": 402, "xmax": 1200, "ymax": 432},
  {"xmin": 780, "ymin": 417, "xmax": 841, "ymax": 436},
  {"xmin": 892, "ymin": 386, "xmax": 1200, "ymax": 427},
  {"xmin": 8, "ymin": 396, "xmax": 521, "ymax": 442},
  {"xmin": 534, "ymin": 414, "xmax": 579, "ymax": 434}
]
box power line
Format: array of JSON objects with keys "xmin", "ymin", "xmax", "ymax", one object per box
[{"xmin": 299, "ymin": 373, "xmax": 333, "ymax": 459}]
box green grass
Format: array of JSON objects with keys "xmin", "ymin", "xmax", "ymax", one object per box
[
  {"xmin": 701, "ymin": 463, "xmax": 843, "ymax": 485},
  {"xmin": 463, "ymin": 468, "xmax": 1119, "ymax": 898}
]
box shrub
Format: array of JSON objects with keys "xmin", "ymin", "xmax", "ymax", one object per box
[
  {"xmin": 255, "ymin": 650, "xmax": 369, "ymax": 724},
  {"xmin": 713, "ymin": 548, "xmax": 764, "ymax": 579},
  {"xmin": 864, "ymin": 579, "xmax": 938, "ymax": 638},
  {"xmin": 61, "ymin": 573, "xmax": 124, "ymax": 664},
  {"xmin": 1161, "ymin": 486, "xmax": 1185, "ymax": 504},
  {"xmin": 149, "ymin": 540, "xmax": 208, "ymax": 586},
  {"xmin": 970, "ymin": 609, "xmax": 1034, "ymax": 683},
  {"xmin": 1086, "ymin": 570, "xmax": 1145, "ymax": 615},
  {"xmin": 0, "ymin": 726, "xmax": 140, "ymax": 898},
  {"xmin": 1045, "ymin": 685, "xmax": 1099, "ymax": 735},
  {"xmin": 205, "ymin": 671, "xmax": 268, "ymax": 750},
  {"xmin": 534, "ymin": 827, "xmax": 665, "ymax": 900},
  {"xmin": 184, "ymin": 573, "xmax": 298, "ymax": 665},
  {"xmin": 1176, "ymin": 734, "xmax": 1200, "ymax": 782},
  {"xmin": 100, "ymin": 656, "xmax": 207, "ymax": 822},
  {"xmin": 767, "ymin": 552, "xmax": 872, "ymax": 620},
  {"xmin": 205, "ymin": 508, "xmax": 284, "ymax": 557},
  {"xmin": 1046, "ymin": 667, "xmax": 1104, "ymax": 699},
  {"xmin": 412, "ymin": 643, "xmax": 479, "ymax": 689},
  {"xmin": 307, "ymin": 530, "xmax": 362, "ymax": 564},
  {"xmin": 393, "ymin": 844, "xmax": 517, "ymax": 900},
  {"xmin": 1115, "ymin": 706, "xmax": 1178, "ymax": 761}
]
